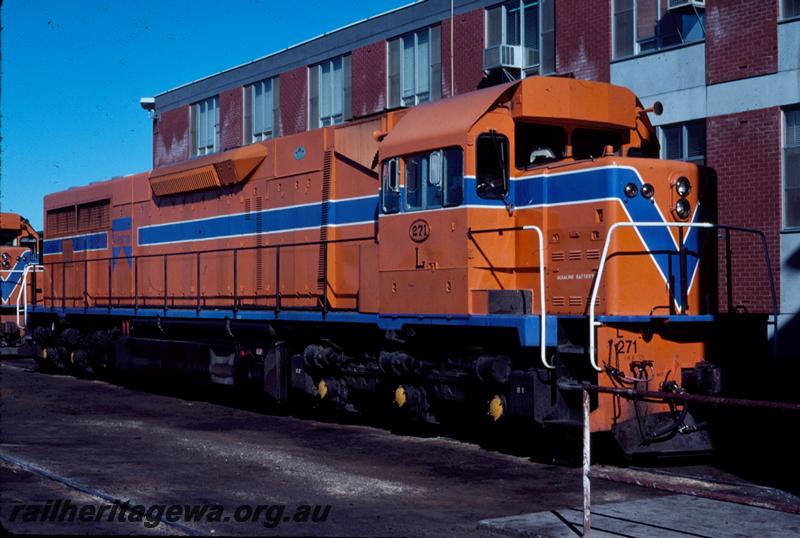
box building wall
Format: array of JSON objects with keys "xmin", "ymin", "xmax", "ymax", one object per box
[
  {"xmin": 279, "ymin": 67, "xmax": 307, "ymax": 136},
  {"xmin": 441, "ymin": 8, "xmax": 485, "ymax": 97},
  {"xmin": 220, "ymin": 87, "xmax": 243, "ymax": 151},
  {"xmin": 555, "ymin": 0, "xmax": 611, "ymax": 82},
  {"xmin": 706, "ymin": 0, "xmax": 779, "ymax": 85},
  {"xmin": 351, "ymin": 41, "xmax": 387, "ymax": 118},
  {"xmin": 153, "ymin": 105, "xmax": 189, "ymax": 169},
  {"xmin": 707, "ymin": 107, "xmax": 781, "ymax": 314}
]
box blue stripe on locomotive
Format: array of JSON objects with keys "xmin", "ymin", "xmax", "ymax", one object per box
[{"xmin": 43, "ymin": 232, "xmax": 108, "ymax": 255}]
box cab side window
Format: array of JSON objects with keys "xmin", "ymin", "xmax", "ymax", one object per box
[
  {"xmin": 404, "ymin": 148, "xmax": 463, "ymax": 211},
  {"xmin": 572, "ymin": 128, "xmax": 623, "ymax": 159},
  {"xmin": 443, "ymin": 148, "xmax": 463, "ymax": 207},
  {"xmin": 381, "ymin": 158, "xmax": 400, "ymax": 214},
  {"xmin": 476, "ymin": 132, "xmax": 509, "ymax": 199}
]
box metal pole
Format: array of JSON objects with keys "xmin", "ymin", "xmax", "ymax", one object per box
[
  {"xmin": 134, "ymin": 257, "xmax": 138, "ymax": 312},
  {"xmin": 84, "ymin": 258, "xmax": 88, "ymax": 309},
  {"xmin": 107, "ymin": 260, "xmax": 112, "ymax": 311},
  {"xmin": 582, "ymin": 388, "xmax": 591, "ymax": 538},
  {"xmin": 678, "ymin": 226, "xmax": 687, "ymax": 314},
  {"xmin": 163, "ymin": 255, "xmax": 168, "ymax": 311},
  {"xmin": 196, "ymin": 252, "xmax": 201, "ymax": 312},
  {"xmin": 276, "ymin": 246, "xmax": 281, "ymax": 315},
  {"xmin": 233, "ymin": 249, "xmax": 238, "ymax": 312},
  {"xmin": 61, "ymin": 263, "xmax": 66, "ymax": 310}
]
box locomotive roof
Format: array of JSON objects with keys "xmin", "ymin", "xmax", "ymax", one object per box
[
  {"xmin": 379, "ymin": 81, "xmax": 518, "ymax": 160},
  {"xmin": 379, "ymin": 77, "xmax": 640, "ymax": 160}
]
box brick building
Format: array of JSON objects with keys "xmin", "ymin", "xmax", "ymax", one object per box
[{"xmin": 148, "ymin": 0, "xmax": 800, "ymax": 358}]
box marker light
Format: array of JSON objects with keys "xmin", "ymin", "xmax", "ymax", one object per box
[
  {"xmin": 641, "ymin": 183, "xmax": 655, "ymax": 199},
  {"xmin": 624, "ymin": 183, "xmax": 638, "ymax": 198},
  {"xmin": 675, "ymin": 198, "xmax": 691, "ymax": 219},
  {"xmin": 676, "ymin": 177, "xmax": 691, "ymax": 197}
]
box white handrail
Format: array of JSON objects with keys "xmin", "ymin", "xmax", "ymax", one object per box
[
  {"xmin": 15, "ymin": 264, "xmax": 44, "ymax": 329},
  {"xmin": 522, "ymin": 225, "xmax": 552, "ymax": 369},
  {"xmin": 588, "ymin": 222, "xmax": 714, "ymax": 372}
]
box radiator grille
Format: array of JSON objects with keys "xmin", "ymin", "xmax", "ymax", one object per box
[
  {"xmin": 77, "ymin": 199, "xmax": 110, "ymax": 231},
  {"xmin": 46, "ymin": 206, "xmax": 76, "ymax": 236}
]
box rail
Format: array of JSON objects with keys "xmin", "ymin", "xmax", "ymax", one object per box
[
  {"xmin": 14, "ymin": 264, "xmax": 44, "ymax": 328},
  {"xmin": 588, "ymin": 222, "xmax": 778, "ymax": 372},
  {"xmin": 468, "ymin": 225, "xmax": 551, "ymax": 369},
  {"xmin": 40, "ymin": 235, "xmax": 375, "ymax": 316},
  {"xmin": 576, "ymin": 383, "xmax": 800, "ymax": 536}
]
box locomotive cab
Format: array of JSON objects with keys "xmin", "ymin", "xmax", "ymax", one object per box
[{"xmin": 376, "ymin": 77, "xmax": 727, "ymax": 454}]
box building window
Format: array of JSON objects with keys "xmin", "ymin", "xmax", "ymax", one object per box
[
  {"xmin": 309, "ymin": 56, "xmax": 351, "ymax": 128},
  {"xmin": 484, "ymin": 1, "xmax": 555, "ymax": 77},
  {"xmin": 785, "ymin": 108, "xmax": 800, "ymax": 229},
  {"xmin": 660, "ymin": 120, "xmax": 706, "ymax": 165},
  {"xmin": 784, "ymin": 0, "xmax": 800, "ymax": 18},
  {"xmin": 190, "ymin": 96, "xmax": 220, "ymax": 156},
  {"xmin": 245, "ymin": 78, "xmax": 280, "ymax": 142},
  {"xmin": 613, "ymin": 0, "xmax": 705, "ymax": 59},
  {"xmin": 388, "ymin": 26, "xmax": 442, "ymax": 108}
]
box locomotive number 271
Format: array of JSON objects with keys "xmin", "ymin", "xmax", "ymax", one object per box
[{"xmin": 409, "ymin": 219, "xmax": 431, "ymax": 242}]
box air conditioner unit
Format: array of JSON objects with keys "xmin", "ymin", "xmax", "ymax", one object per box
[
  {"xmin": 483, "ymin": 45, "xmax": 522, "ymax": 71},
  {"xmin": 522, "ymin": 47, "xmax": 539, "ymax": 69},
  {"xmin": 667, "ymin": 0, "xmax": 705, "ymax": 11}
]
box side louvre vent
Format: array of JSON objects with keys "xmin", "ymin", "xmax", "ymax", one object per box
[
  {"xmin": 317, "ymin": 150, "xmax": 333, "ymax": 295},
  {"xmin": 586, "ymin": 249, "xmax": 600, "ymax": 260},
  {"xmin": 149, "ymin": 144, "xmax": 267, "ymax": 197},
  {"xmin": 568, "ymin": 250, "xmax": 582, "ymax": 261},
  {"xmin": 150, "ymin": 165, "xmax": 219, "ymax": 196},
  {"xmin": 551, "ymin": 296, "xmax": 565, "ymax": 307},
  {"xmin": 551, "ymin": 251, "xmax": 565, "ymax": 262}
]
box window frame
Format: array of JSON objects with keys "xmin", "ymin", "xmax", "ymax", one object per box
[
  {"xmin": 387, "ymin": 26, "xmax": 442, "ymax": 108},
  {"xmin": 381, "ymin": 158, "xmax": 401, "ymax": 214},
  {"xmin": 484, "ymin": 0, "xmax": 555, "ymax": 75},
  {"xmin": 612, "ymin": 0, "xmax": 706, "ymax": 60},
  {"xmin": 309, "ymin": 55, "xmax": 352, "ymax": 128},
  {"xmin": 245, "ymin": 77, "xmax": 280, "ymax": 143},
  {"xmin": 190, "ymin": 96, "xmax": 220, "ymax": 157},
  {"xmin": 659, "ymin": 120, "xmax": 707, "ymax": 165},
  {"xmin": 475, "ymin": 132, "xmax": 510, "ymax": 201},
  {"xmin": 403, "ymin": 147, "xmax": 464, "ymax": 211},
  {"xmin": 784, "ymin": 106, "xmax": 800, "ymax": 230},
  {"xmin": 783, "ymin": 0, "xmax": 800, "ymax": 19}
]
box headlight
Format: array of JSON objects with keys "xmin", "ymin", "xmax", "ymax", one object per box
[
  {"xmin": 676, "ymin": 177, "xmax": 691, "ymax": 197},
  {"xmin": 641, "ymin": 183, "xmax": 655, "ymax": 199},
  {"xmin": 624, "ymin": 182, "xmax": 638, "ymax": 198},
  {"xmin": 675, "ymin": 198, "xmax": 691, "ymax": 219}
]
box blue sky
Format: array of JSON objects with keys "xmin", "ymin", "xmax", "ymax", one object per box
[{"xmin": 1, "ymin": 0, "xmax": 410, "ymax": 230}]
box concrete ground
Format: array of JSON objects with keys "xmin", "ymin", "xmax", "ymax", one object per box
[{"xmin": 0, "ymin": 357, "xmax": 796, "ymax": 536}]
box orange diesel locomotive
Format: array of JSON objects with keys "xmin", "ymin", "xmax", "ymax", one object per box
[
  {"xmin": 27, "ymin": 78, "xmax": 770, "ymax": 455},
  {"xmin": 0, "ymin": 213, "xmax": 40, "ymax": 346}
]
